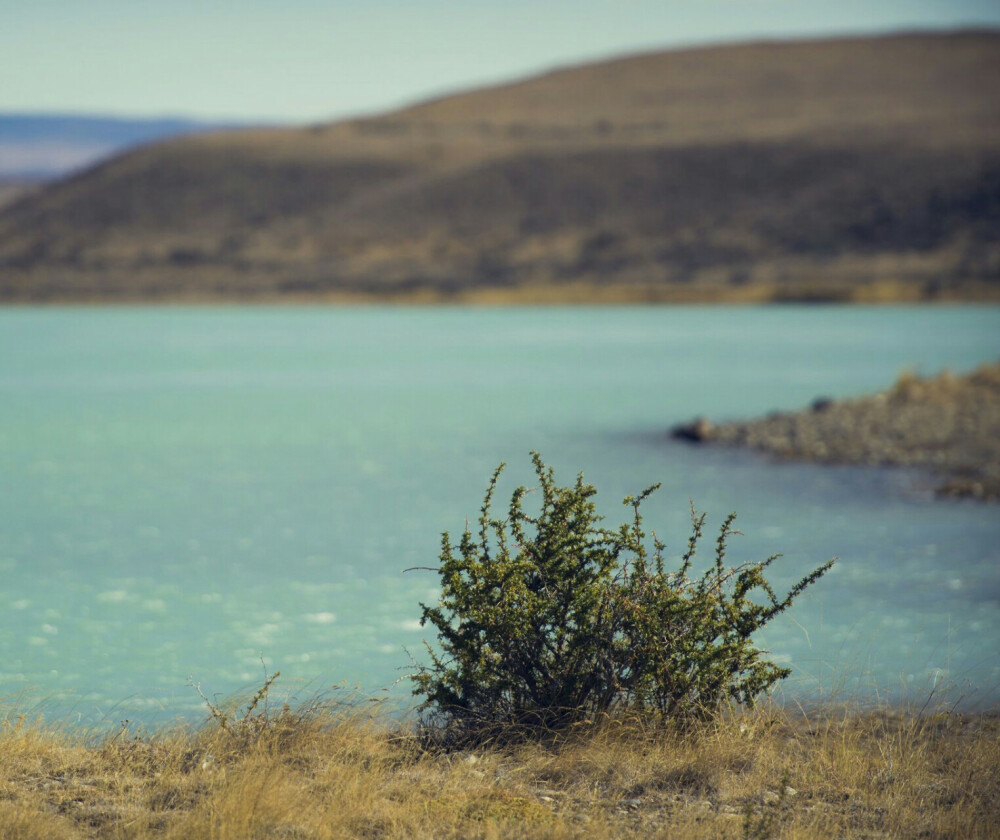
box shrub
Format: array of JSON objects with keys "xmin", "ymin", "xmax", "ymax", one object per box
[{"xmin": 413, "ymin": 453, "xmax": 833, "ymax": 740}]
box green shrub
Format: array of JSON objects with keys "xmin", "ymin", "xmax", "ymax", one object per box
[{"xmin": 413, "ymin": 453, "xmax": 833, "ymax": 740}]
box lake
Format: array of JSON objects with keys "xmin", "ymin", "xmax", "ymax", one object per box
[{"xmin": 1, "ymin": 305, "xmax": 998, "ymax": 725}]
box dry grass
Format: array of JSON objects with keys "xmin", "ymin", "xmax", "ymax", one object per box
[{"xmin": 1, "ymin": 698, "xmax": 997, "ymax": 840}]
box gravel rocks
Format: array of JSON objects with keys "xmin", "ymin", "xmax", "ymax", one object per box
[{"xmin": 672, "ymin": 362, "xmax": 1000, "ymax": 501}]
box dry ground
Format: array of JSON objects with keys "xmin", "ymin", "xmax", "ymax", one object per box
[{"xmin": 2, "ymin": 698, "xmax": 997, "ymax": 839}]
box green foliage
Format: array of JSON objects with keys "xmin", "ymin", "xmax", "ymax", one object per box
[{"xmin": 413, "ymin": 453, "xmax": 833, "ymax": 740}]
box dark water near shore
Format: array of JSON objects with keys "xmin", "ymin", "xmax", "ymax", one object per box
[{"xmin": 1, "ymin": 305, "xmax": 998, "ymax": 724}]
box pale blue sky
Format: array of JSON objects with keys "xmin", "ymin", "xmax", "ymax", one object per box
[{"xmin": 2, "ymin": 0, "xmax": 999, "ymax": 122}]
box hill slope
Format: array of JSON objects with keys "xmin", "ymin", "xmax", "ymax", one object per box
[{"xmin": 1, "ymin": 32, "xmax": 998, "ymax": 303}]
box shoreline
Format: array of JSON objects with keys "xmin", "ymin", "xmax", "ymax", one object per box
[
  {"xmin": 2, "ymin": 280, "xmax": 1000, "ymax": 307},
  {"xmin": 673, "ymin": 362, "xmax": 1000, "ymax": 501}
]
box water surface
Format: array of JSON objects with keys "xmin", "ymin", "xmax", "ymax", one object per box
[{"xmin": 1, "ymin": 305, "xmax": 998, "ymax": 723}]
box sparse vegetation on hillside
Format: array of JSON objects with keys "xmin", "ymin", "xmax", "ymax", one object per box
[{"xmin": 1, "ymin": 32, "xmax": 998, "ymax": 303}]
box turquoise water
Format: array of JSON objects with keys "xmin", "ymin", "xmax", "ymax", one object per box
[{"xmin": 1, "ymin": 305, "xmax": 998, "ymax": 724}]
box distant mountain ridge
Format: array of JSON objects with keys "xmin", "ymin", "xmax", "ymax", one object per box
[
  {"xmin": 0, "ymin": 113, "xmax": 245, "ymax": 180},
  {"xmin": 1, "ymin": 31, "xmax": 998, "ymax": 303}
]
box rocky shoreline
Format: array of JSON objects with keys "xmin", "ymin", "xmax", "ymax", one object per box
[{"xmin": 673, "ymin": 362, "xmax": 1000, "ymax": 501}]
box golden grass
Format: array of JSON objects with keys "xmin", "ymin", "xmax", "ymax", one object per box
[{"xmin": 1, "ymin": 699, "xmax": 997, "ymax": 839}]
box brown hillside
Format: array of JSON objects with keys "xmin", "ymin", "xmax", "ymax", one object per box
[
  {"xmin": 394, "ymin": 32, "xmax": 1000, "ymax": 145},
  {"xmin": 1, "ymin": 32, "xmax": 998, "ymax": 302}
]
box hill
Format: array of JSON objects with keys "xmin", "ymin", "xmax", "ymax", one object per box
[{"xmin": 1, "ymin": 32, "xmax": 999, "ymax": 303}]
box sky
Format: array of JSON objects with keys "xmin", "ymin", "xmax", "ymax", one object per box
[{"xmin": 2, "ymin": 0, "xmax": 999, "ymax": 123}]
